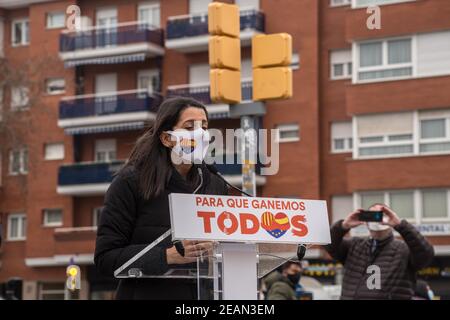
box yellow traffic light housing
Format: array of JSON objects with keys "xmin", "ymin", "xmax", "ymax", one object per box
[
  {"xmin": 253, "ymin": 67, "xmax": 292, "ymax": 101},
  {"xmin": 208, "ymin": 2, "xmax": 241, "ymax": 104},
  {"xmin": 252, "ymin": 33, "xmax": 292, "ymax": 68},
  {"xmin": 209, "ymin": 36, "xmax": 241, "ymax": 71},
  {"xmin": 210, "ymin": 69, "xmax": 242, "ymax": 104},
  {"xmin": 252, "ymin": 33, "xmax": 293, "ymax": 101},
  {"xmin": 208, "ymin": 2, "xmax": 240, "ymax": 38}
]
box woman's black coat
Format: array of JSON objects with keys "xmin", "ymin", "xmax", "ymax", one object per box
[{"xmin": 94, "ymin": 164, "xmax": 228, "ymax": 300}]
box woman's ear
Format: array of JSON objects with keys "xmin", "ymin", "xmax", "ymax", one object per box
[{"xmin": 160, "ymin": 131, "xmax": 174, "ymax": 148}]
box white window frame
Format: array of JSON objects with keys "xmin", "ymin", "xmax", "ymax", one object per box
[
  {"xmin": 45, "ymin": 78, "xmax": 65, "ymax": 95},
  {"xmin": 7, "ymin": 213, "xmax": 26, "ymax": 241},
  {"xmin": 353, "ymin": 36, "xmax": 416, "ymax": 84},
  {"xmin": 10, "ymin": 86, "xmax": 29, "ymax": 110},
  {"xmin": 44, "ymin": 142, "xmax": 65, "ymax": 161},
  {"xmin": 46, "ymin": 11, "xmax": 65, "ymax": 29},
  {"xmin": 418, "ymin": 117, "xmax": 450, "ymax": 156},
  {"xmin": 11, "ymin": 18, "xmax": 29, "ymax": 47},
  {"xmin": 9, "ymin": 148, "xmax": 28, "ymax": 175},
  {"xmin": 357, "ymin": 134, "xmax": 414, "ymax": 159},
  {"xmin": 351, "ymin": 0, "xmax": 417, "ymax": 9},
  {"xmin": 352, "ymin": 110, "xmax": 450, "ymax": 160},
  {"xmin": 138, "ymin": 2, "xmax": 161, "ymax": 28},
  {"xmin": 330, "ymin": 0, "xmax": 351, "ymax": 7},
  {"xmin": 95, "ymin": 139, "xmax": 117, "ymax": 162},
  {"xmin": 137, "ymin": 69, "xmax": 160, "ymax": 96},
  {"xmin": 355, "ymin": 188, "xmax": 450, "ymax": 225},
  {"xmin": 92, "ymin": 207, "xmax": 104, "ymax": 227},
  {"xmin": 43, "ymin": 209, "xmax": 63, "ymax": 227},
  {"xmin": 420, "ymin": 189, "xmax": 450, "ymax": 223},
  {"xmin": 332, "ymin": 137, "xmax": 353, "ymax": 154},
  {"xmin": 275, "ymin": 124, "xmax": 300, "ymax": 143}
]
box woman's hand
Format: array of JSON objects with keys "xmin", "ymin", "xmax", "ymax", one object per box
[{"xmin": 166, "ymin": 240, "xmax": 213, "ymax": 265}]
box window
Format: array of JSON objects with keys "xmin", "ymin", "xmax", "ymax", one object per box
[
  {"xmin": 353, "ymin": 0, "xmax": 416, "ymax": 8},
  {"xmin": 46, "ymin": 78, "xmax": 65, "ymax": 95},
  {"xmin": 137, "ymin": 69, "xmax": 160, "ymax": 97},
  {"xmin": 46, "ymin": 12, "xmax": 65, "ymax": 29},
  {"xmin": 9, "ymin": 148, "xmax": 28, "ymax": 175},
  {"xmin": 330, "ymin": 49, "xmax": 352, "ymax": 80},
  {"xmin": 331, "ymin": 122, "xmax": 352, "ymax": 153},
  {"xmin": 356, "ymin": 112, "xmax": 414, "ymax": 158},
  {"xmin": 331, "ymin": 195, "xmax": 353, "ymax": 223},
  {"xmin": 12, "ymin": 19, "xmax": 29, "ymax": 46},
  {"xmin": 95, "ymin": 139, "xmax": 117, "ymax": 162},
  {"xmin": 43, "ymin": 209, "xmax": 63, "ymax": 227},
  {"xmin": 360, "ymin": 193, "xmax": 384, "ymax": 210},
  {"xmin": 138, "ymin": 2, "xmax": 161, "ymax": 28},
  {"xmin": 419, "ymin": 112, "xmax": 450, "ymax": 154},
  {"xmin": 276, "ymin": 124, "xmax": 300, "ymax": 143},
  {"xmin": 357, "ymin": 38, "xmax": 412, "ymax": 82},
  {"xmin": 11, "ymin": 86, "xmax": 29, "ymax": 109},
  {"xmin": 38, "ymin": 283, "xmax": 66, "ymax": 300},
  {"xmin": 422, "ymin": 190, "xmax": 448, "ymax": 220},
  {"xmin": 357, "ymin": 188, "xmax": 450, "ymax": 224},
  {"xmin": 8, "ymin": 213, "xmax": 26, "ymax": 240},
  {"xmin": 331, "ymin": 0, "xmax": 351, "ymax": 6},
  {"xmin": 390, "ymin": 191, "xmax": 414, "ymax": 219},
  {"xmin": 93, "ymin": 207, "xmax": 104, "ymax": 227},
  {"xmin": 45, "ymin": 143, "xmax": 64, "ymax": 160}
]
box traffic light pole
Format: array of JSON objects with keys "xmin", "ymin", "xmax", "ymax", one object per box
[{"xmin": 216, "ymin": 102, "xmax": 266, "ymax": 300}]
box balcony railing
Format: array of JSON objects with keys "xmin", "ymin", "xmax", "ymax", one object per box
[
  {"xmin": 166, "ymin": 9, "xmax": 264, "ymax": 40},
  {"xmin": 166, "ymin": 80, "xmax": 253, "ymax": 105},
  {"xmin": 57, "ymin": 161, "xmax": 124, "ymax": 195},
  {"xmin": 60, "ymin": 22, "xmax": 164, "ymax": 52},
  {"xmin": 59, "ymin": 89, "xmax": 162, "ymax": 120},
  {"xmin": 214, "ymin": 154, "xmax": 262, "ymax": 176}
]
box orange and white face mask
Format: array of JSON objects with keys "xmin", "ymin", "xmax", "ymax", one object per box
[{"xmin": 167, "ymin": 127, "xmax": 210, "ymax": 165}]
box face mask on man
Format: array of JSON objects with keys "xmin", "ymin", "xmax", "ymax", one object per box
[
  {"xmin": 287, "ymin": 272, "xmax": 301, "ymax": 286},
  {"xmin": 367, "ymin": 222, "xmax": 391, "ymax": 232},
  {"xmin": 167, "ymin": 127, "xmax": 210, "ymax": 164}
]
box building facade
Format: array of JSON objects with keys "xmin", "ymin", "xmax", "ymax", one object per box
[{"xmin": 0, "ymin": 0, "xmax": 449, "ymax": 299}]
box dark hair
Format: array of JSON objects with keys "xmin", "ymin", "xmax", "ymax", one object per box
[
  {"xmin": 121, "ymin": 97, "xmax": 208, "ymax": 200},
  {"xmin": 282, "ymin": 261, "xmax": 301, "ymax": 271}
]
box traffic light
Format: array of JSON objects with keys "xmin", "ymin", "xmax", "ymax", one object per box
[
  {"xmin": 66, "ymin": 264, "xmax": 81, "ymax": 291},
  {"xmin": 208, "ymin": 2, "xmax": 242, "ymax": 104},
  {"xmin": 252, "ymin": 33, "xmax": 293, "ymax": 101}
]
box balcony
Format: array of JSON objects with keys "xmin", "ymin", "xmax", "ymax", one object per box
[
  {"xmin": 211, "ymin": 153, "xmax": 266, "ymax": 187},
  {"xmin": 58, "ymin": 89, "xmax": 162, "ymax": 134},
  {"xmin": 59, "ymin": 22, "xmax": 164, "ymax": 67},
  {"xmin": 53, "ymin": 227, "xmax": 97, "ymax": 256},
  {"xmin": 57, "ymin": 161, "xmax": 124, "ymax": 196},
  {"xmin": 165, "ymin": 9, "xmax": 264, "ymax": 53},
  {"xmin": 166, "ymin": 80, "xmax": 252, "ymax": 119}
]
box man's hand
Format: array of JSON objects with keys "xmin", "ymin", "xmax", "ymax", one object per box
[
  {"xmin": 342, "ymin": 209, "xmax": 365, "ymax": 230},
  {"xmin": 380, "ymin": 206, "xmax": 401, "ymax": 227}
]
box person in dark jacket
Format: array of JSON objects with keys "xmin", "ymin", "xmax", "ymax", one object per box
[
  {"xmin": 264, "ymin": 261, "xmax": 302, "ymax": 300},
  {"xmin": 325, "ymin": 203, "xmax": 434, "ymax": 300},
  {"xmin": 94, "ymin": 97, "xmax": 228, "ymax": 300}
]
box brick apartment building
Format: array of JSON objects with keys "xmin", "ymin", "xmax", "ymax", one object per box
[{"xmin": 0, "ymin": 0, "xmax": 449, "ymax": 299}]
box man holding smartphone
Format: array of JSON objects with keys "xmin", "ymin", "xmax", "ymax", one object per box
[{"xmin": 325, "ymin": 204, "xmax": 434, "ymax": 300}]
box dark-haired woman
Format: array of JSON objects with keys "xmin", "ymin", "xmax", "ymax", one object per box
[{"xmin": 94, "ymin": 97, "xmax": 228, "ymax": 300}]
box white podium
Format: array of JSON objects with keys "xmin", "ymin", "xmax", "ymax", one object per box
[{"xmin": 114, "ymin": 194, "xmax": 331, "ymax": 300}]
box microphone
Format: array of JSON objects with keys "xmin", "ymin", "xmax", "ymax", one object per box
[
  {"xmin": 205, "ymin": 164, "xmax": 253, "ymax": 197},
  {"xmin": 297, "ymin": 244, "xmax": 307, "ymax": 261},
  {"xmin": 193, "ymin": 167, "xmax": 204, "ymax": 194}
]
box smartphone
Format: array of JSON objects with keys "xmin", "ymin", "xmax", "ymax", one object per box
[{"xmin": 358, "ymin": 210, "xmax": 383, "ymax": 222}]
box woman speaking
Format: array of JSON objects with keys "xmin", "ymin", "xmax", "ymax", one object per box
[{"xmin": 94, "ymin": 97, "xmax": 228, "ymax": 299}]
